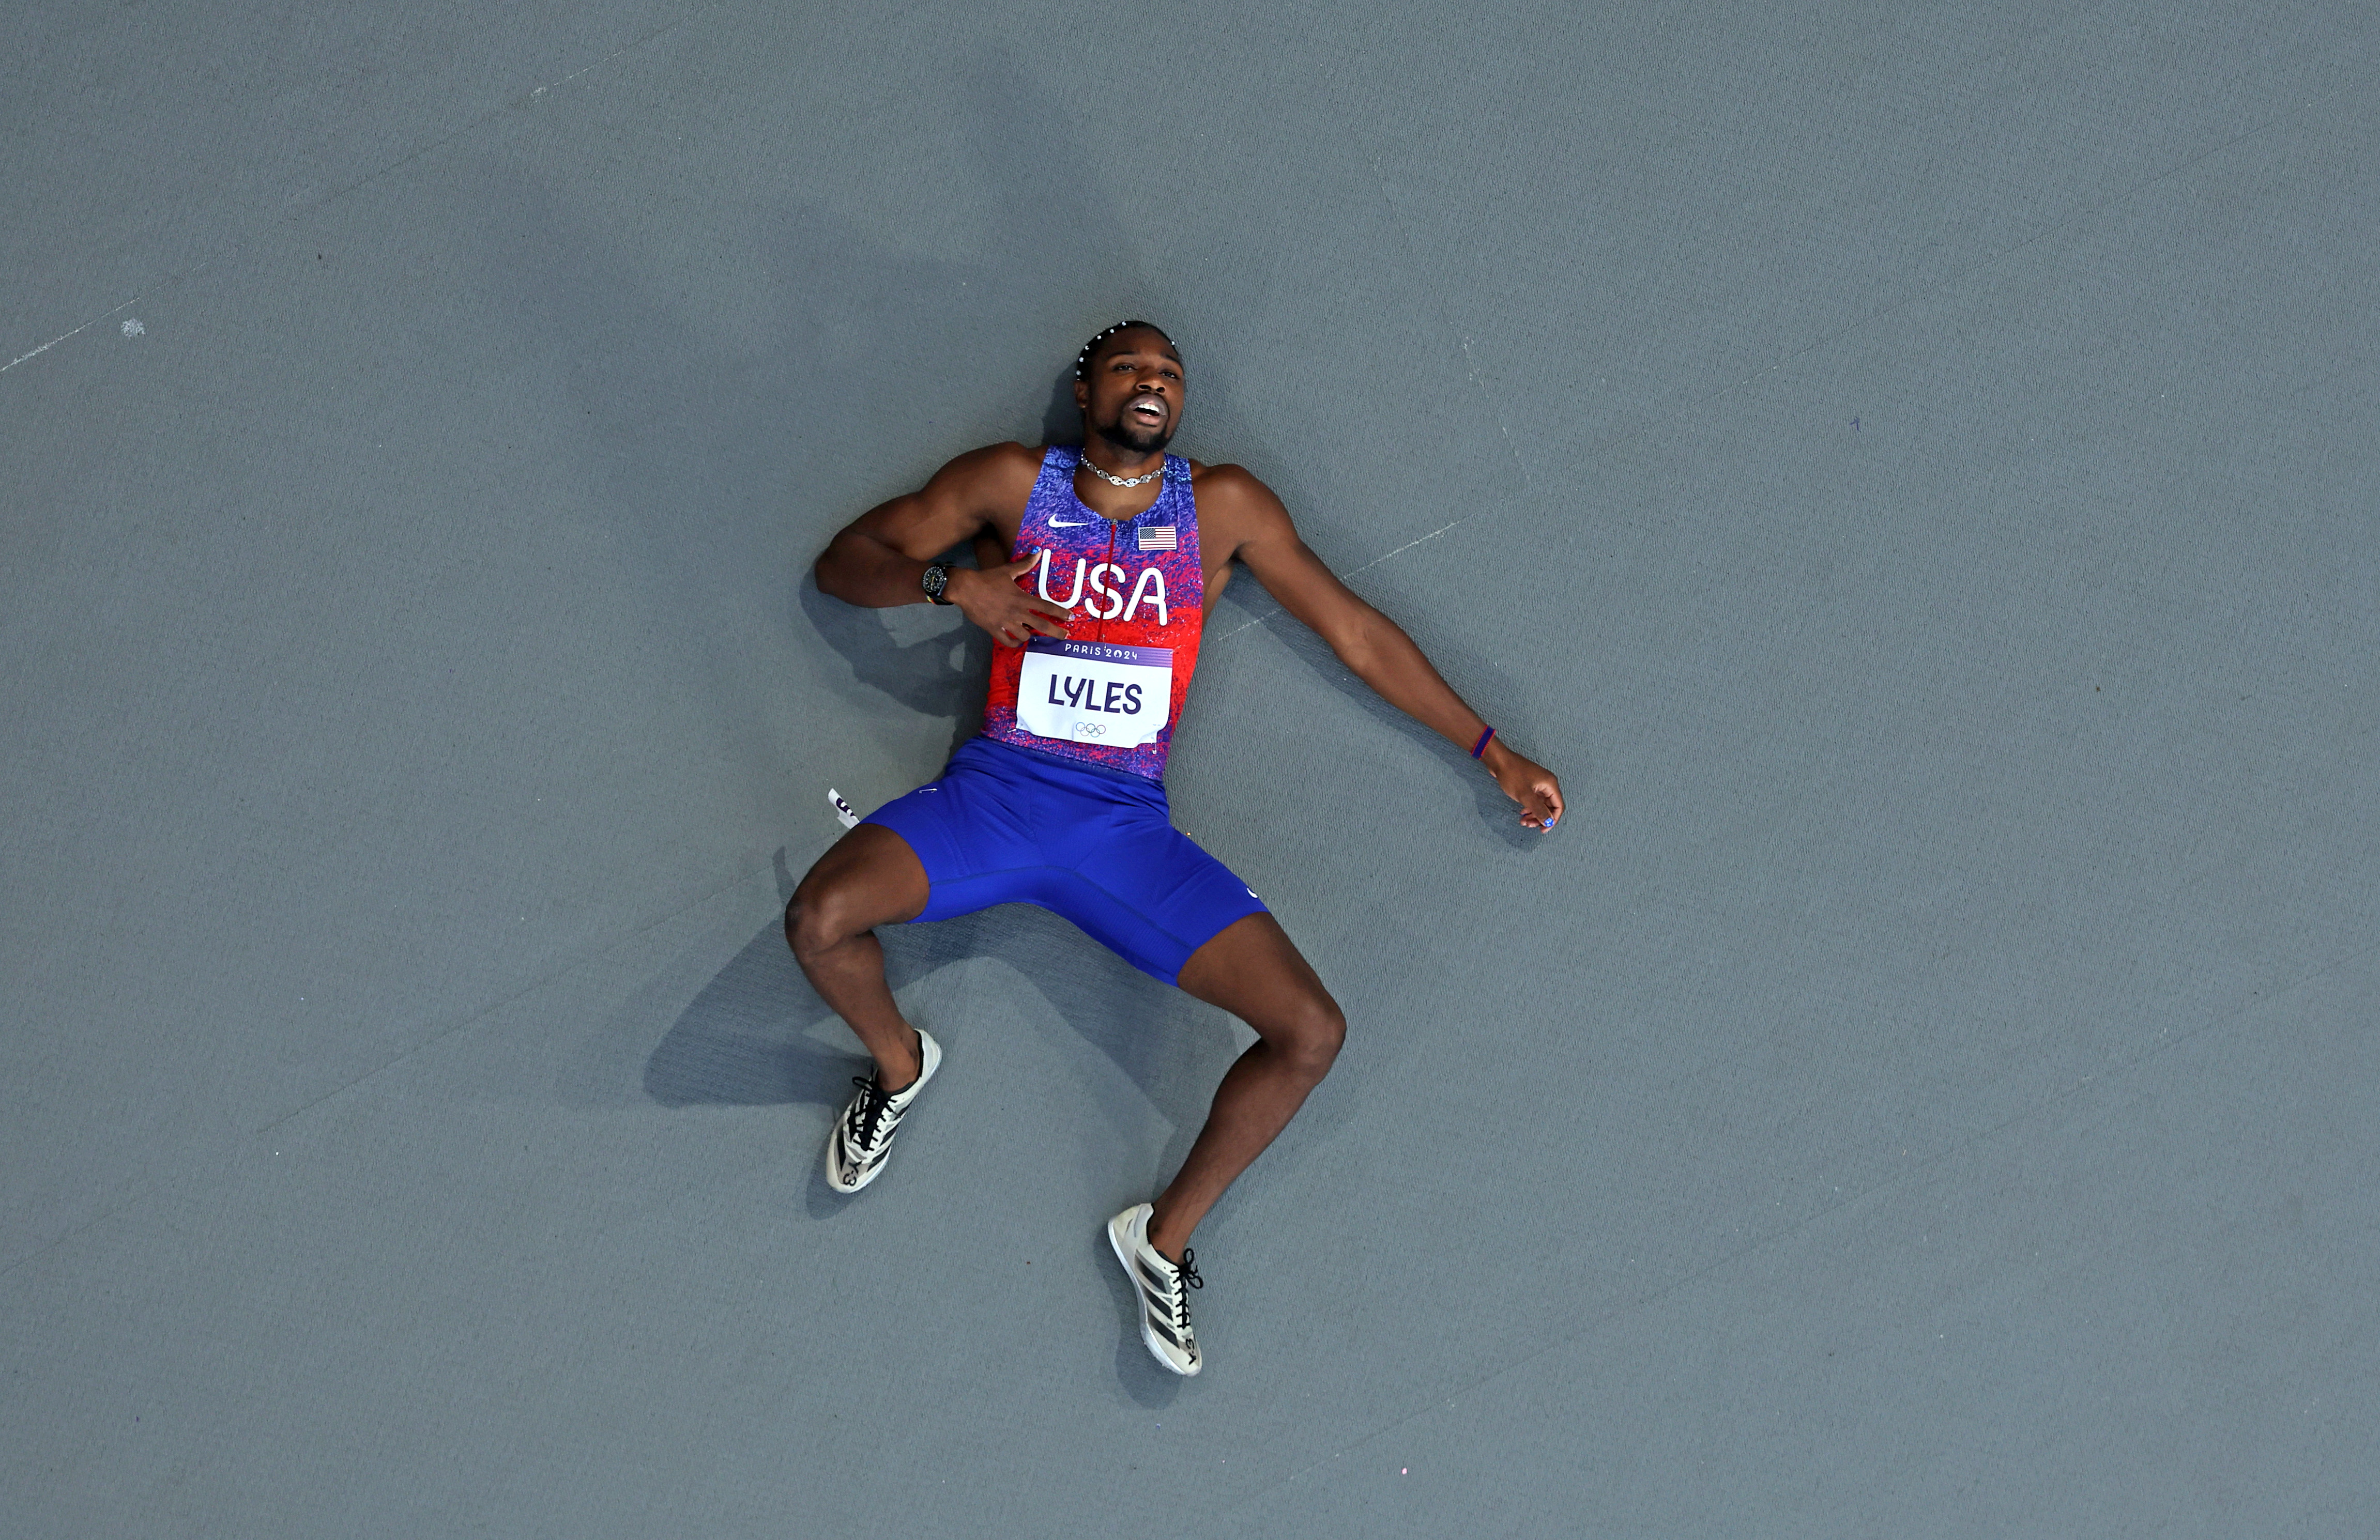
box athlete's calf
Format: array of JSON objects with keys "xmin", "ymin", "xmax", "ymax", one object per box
[{"xmin": 785, "ymin": 826, "xmax": 931, "ymax": 1091}]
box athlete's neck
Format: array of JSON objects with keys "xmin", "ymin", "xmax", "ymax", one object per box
[
  {"xmin": 1069, "ymin": 471, "xmax": 1163, "ymax": 523},
  {"xmin": 1080, "ymin": 442, "xmax": 1164, "ymax": 482}
]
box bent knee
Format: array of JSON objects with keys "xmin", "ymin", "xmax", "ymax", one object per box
[
  {"xmin": 1284, "ymin": 998, "xmax": 1346, "ymax": 1076},
  {"xmin": 785, "ymin": 885, "xmax": 861, "ymax": 961}
]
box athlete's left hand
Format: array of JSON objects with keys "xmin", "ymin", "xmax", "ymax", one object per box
[{"xmin": 1484, "ymin": 741, "xmax": 1564, "ymax": 831}]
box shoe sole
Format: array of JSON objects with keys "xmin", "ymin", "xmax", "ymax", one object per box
[
  {"xmin": 1107, "ymin": 1209, "xmax": 1200, "ymax": 1377},
  {"xmin": 824, "ymin": 1031, "xmax": 940, "ymax": 1194}
]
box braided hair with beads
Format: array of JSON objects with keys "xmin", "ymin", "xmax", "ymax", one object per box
[{"xmin": 1073, "ymin": 320, "xmax": 1177, "ymax": 381}]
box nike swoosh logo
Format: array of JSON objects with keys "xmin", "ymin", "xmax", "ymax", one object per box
[{"xmin": 1048, "ymin": 516, "xmax": 1095, "ymax": 527}]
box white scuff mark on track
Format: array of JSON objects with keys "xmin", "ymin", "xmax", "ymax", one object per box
[
  {"xmin": 1203, "ymin": 520, "xmax": 1463, "ymax": 647},
  {"xmin": 120, "ymin": 318, "xmax": 145, "ymax": 337},
  {"xmin": 1202, "ymin": 612, "xmax": 1273, "ymax": 645},
  {"xmin": 1336, "ymin": 518, "xmax": 1461, "ymax": 581},
  {"xmin": 2, "ymin": 295, "xmax": 140, "ymax": 375},
  {"xmin": 524, "ymin": 16, "xmax": 691, "ymax": 101},
  {"xmin": 1456, "ymin": 330, "xmax": 1528, "ymax": 487}
]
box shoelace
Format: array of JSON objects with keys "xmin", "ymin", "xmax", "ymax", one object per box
[
  {"xmin": 1172, "ymin": 1249, "xmax": 1203, "ymax": 1332},
  {"xmin": 845, "ymin": 1073, "xmax": 896, "ymax": 1150}
]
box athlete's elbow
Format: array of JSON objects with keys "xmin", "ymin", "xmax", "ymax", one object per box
[
  {"xmin": 813, "ymin": 542, "xmax": 864, "ymax": 604},
  {"xmin": 1329, "ymin": 633, "xmax": 1381, "ymax": 680},
  {"xmin": 1325, "ymin": 611, "xmax": 1400, "ymax": 680}
]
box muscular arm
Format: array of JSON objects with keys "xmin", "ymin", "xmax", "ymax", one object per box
[
  {"xmin": 1206, "ymin": 467, "xmax": 1565, "ymax": 831},
  {"xmin": 814, "ymin": 443, "xmax": 1069, "ymax": 646},
  {"xmin": 815, "ymin": 443, "xmax": 1024, "ymax": 605}
]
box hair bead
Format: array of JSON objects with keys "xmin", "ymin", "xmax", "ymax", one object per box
[{"xmin": 1073, "ymin": 319, "xmax": 1178, "ymax": 380}]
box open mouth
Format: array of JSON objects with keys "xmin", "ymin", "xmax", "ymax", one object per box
[{"xmin": 1126, "ymin": 394, "xmax": 1167, "ymax": 425}]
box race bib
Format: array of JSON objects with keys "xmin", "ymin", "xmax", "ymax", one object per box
[{"xmin": 1015, "ymin": 639, "xmax": 1173, "ymax": 748}]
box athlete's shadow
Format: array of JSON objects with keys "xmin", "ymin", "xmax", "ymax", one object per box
[
  {"xmin": 636, "ymin": 917, "xmax": 855, "ymax": 1116},
  {"xmin": 796, "ymin": 569, "xmax": 996, "ymax": 760}
]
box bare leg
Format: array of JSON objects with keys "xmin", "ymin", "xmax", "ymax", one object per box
[
  {"xmin": 784, "ymin": 824, "xmax": 933, "ymax": 1090},
  {"xmin": 1146, "ymin": 913, "xmax": 1345, "ymax": 1261}
]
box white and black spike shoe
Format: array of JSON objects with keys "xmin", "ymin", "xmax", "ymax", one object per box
[
  {"xmin": 824, "ymin": 1029, "xmax": 940, "ymax": 1194},
  {"xmin": 1107, "ymin": 1203, "xmax": 1203, "ymax": 1376}
]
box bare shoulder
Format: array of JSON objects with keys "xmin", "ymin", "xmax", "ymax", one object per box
[
  {"xmin": 1188, "ymin": 461, "xmax": 1294, "ymax": 559},
  {"xmin": 845, "ymin": 440, "xmax": 1044, "ymax": 556},
  {"xmin": 932, "ymin": 440, "xmax": 1045, "ymax": 501}
]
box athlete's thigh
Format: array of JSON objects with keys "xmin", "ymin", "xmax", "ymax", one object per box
[
  {"xmin": 1174, "ymin": 911, "xmax": 1339, "ymax": 1036},
  {"xmin": 794, "ymin": 823, "xmax": 930, "ymax": 930}
]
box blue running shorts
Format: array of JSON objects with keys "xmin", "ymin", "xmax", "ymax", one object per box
[{"xmin": 863, "ymin": 736, "xmax": 1269, "ymax": 985}]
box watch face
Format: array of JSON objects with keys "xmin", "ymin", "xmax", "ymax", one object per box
[{"xmin": 923, "ymin": 564, "xmax": 949, "ymax": 602}]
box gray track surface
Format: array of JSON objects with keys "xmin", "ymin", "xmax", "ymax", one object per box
[{"xmin": 7, "ymin": 3, "xmax": 2377, "ymax": 1534}]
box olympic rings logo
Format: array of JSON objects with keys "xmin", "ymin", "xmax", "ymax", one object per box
[{"xmin": 1073, "ymin": 722, "xmax": 1110, "ymax": 739}]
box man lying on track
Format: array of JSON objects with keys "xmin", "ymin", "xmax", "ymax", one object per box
[{"xmin": 790, "ymin": 320, "xmax": 1563, "ymax": 1376}]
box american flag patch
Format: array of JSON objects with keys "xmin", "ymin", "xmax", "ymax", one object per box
[{"xmin": 1136, "ymin": 525, "xmax": 1178, "ymax": 551}]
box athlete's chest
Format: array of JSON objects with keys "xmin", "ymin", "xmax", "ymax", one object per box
[
  {"xmin": 998, "ymin": 464, "xmax": 1229, "ymax": 592},
  {"xmin": 985, "ymin": 452, "xmax": 1219, "ymax": 766}
]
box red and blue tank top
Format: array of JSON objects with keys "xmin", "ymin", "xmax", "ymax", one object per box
[{"xmin": 981, "ymin": 445, "xmax": 1204, "ymax": 781}]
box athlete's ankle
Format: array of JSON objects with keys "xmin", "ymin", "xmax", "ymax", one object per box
[
  {"xmin": 1144, "ymin": 1214, "xmax": 1189, "ymax": 1264},
  {"xmin": 874, "ymin": 1028, "xmax": 924, "ymax": 1092}
]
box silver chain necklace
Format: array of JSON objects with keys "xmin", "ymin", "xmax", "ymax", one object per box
[{"xmin": 1078, "ymin": 452, "xmax": 1166, "ymax": 489}]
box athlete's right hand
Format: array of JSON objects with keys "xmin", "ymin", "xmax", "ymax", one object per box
[{"xmin": 949, "ymin": 555, "xmax": 1073, "ymax": 648}]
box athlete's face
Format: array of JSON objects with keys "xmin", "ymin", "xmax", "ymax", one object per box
[{"xmin": 1076, "ymin": 330, "xmax": 1185, "ymax": 458}]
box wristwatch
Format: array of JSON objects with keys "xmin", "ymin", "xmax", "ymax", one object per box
[{"xmin": 921, "ymin": 563, "xmax": 953, "ymax": 605}]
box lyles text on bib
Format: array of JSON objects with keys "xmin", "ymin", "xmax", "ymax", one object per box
[{"xmin": 1014, "ymin": 639, "xmax": 1173, "ymax": 749}]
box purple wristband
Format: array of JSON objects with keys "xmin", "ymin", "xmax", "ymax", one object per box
[{"xmin": 1471, "ymin": 727, "xmax": 1496, "ymax": 759}]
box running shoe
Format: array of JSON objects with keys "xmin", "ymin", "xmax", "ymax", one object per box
[
  {"xmin": 1107, "ymin": 1203, "xmax": 1203, "ymax": 1376},
  {"xmin": 824, "ymin": 1029, "xmax": 941, "ymax": 1194}
]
